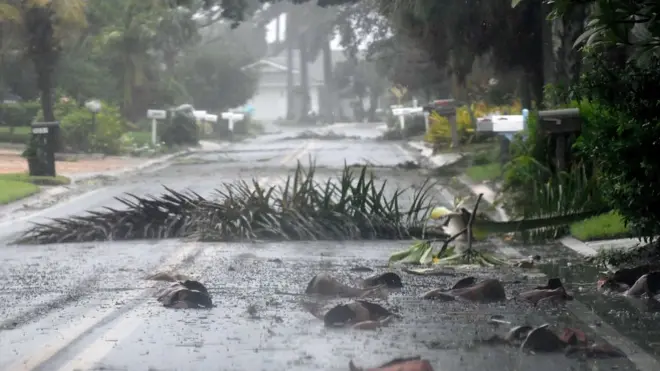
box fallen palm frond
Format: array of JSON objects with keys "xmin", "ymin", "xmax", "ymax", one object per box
[{"xmin": 14, "ymin": 160, "xmax": 447, "ymax": 245}]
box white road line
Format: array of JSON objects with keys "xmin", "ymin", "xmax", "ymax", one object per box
[
  {"xmin": 5, "ymin": 242, "xmax": 203, "ymax": 371},
  {"xmin": 25, "ymin": 142, "xmax": 316, "ymax": 371}
]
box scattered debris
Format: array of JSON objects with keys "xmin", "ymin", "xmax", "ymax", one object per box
[
  {"xmin": 145, "ymin": 272, "xmax": 193, "ymax": 282},
  {"xmin": 303, "ymin": 300, "xmax": 397, "ymax": 329},
  {"xmin": 349, "ymin": 356, "xmax": 434, "ymax": 371},
  {"xmin": 505, "ymin": 325, "xmax": 533, "ymax": 342},
  {"xmin": 565, "ymin": 343, "xmax": 626, "ymax": 359},
  {"xmin": 521, "ymin": 324, "xmax": 566, "ymax": 352},
  {"xmin": 361, "ymin": 272, "xmax": 403, "ymax": 289},
  {"xmin": 283, "ymin": 130, "xmax": 360, "ymax": 141},
  {"xmin": 305, "ymin": 273, "xmax": 388, "ymax": 299},
  {"xmin": 477, "ymin": 322, "xmax": 625, "ymax": 359},
  {"xmin": 598, "ymin": 265, "xmax": 660, "ymax": 297},
  {"xmin": 423, "ymin": 278, "xmax": 506, "ymax": 303},
  {"xmin": 519, "ymin": 278, "xmax": 573, "ymax": 305},
  {"xmin": 488, "ymin": 315, "xmax": 511, "ymax": 326},
  {"xmin": 401, "ymin": 267, "xmax": 456, "ymax": 276},
  {"xmin": 396, "ymin": 161, "xmax": 421, "ymax": 170},
  {"xmin": 350, "ymin": 266, "xmax": 374, "ymax": 273},
  {"xmin": 156, "ymin": 280, "xmax": 213, "ymax": 308}
]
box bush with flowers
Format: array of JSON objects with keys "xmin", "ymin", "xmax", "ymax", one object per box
[
  {"xmin": 424, "ymin": 100, "xmax": 522, "ymax": 146},
  {"xmin": 35, "ymin": 94, "xmax": 124, "ymax": 154}
]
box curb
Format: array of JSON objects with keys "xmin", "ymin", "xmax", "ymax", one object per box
[
  {"xmin": 409, "ymin": 146, "xmax": 660, "ymax": 371},
  {"xmin": 403, "ymin": 141, "xmax": 464, "ymax": 169},
  {"xmin": 0, "ymin": 147, "xmax": 199, "ymax": 215}
]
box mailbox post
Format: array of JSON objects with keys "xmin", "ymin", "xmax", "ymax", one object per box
[
  {"xmin": 476, "ymin": 112, "xmax": 527, "ymax": 167},
  {"xmin": 147, "ymin": 109, "xmax": 167, "ymax": 145},
  {"xmin": 538, "ymin": 108, "xmax": 582, "ymax": 171},
  {"xmin": 28, "ymin": 121, "xmax": 60, "ymax": 177},
  {"xmin": 221, "ymin": 111, "xmax": 244, "ymax": 140}
]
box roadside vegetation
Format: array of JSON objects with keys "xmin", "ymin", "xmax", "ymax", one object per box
[
  {"xmin": 0, "ymin": 172, "xmax": 70, "ymax": 205},
  {"xmin": 0, "ymin": 179, "xmax": 39, "ymax": 205}
]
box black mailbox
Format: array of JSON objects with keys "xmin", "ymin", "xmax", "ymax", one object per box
[
  {"xmin": 28, "ymin": 121, "xmax": 59, "ymax": 177},
  {"xmin": 538, "ymin": 108, "xmax": 581, "ymax": 134},
  {"xmin": 423, "ymin": 99, "xmax": 457, "ymax": 116}
]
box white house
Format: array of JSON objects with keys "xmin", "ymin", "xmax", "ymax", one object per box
[{"xmin": 242, "ymin": 48, "xmax": 347, "ymax": 122}]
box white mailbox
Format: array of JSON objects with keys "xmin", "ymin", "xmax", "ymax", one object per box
[
  {"xmin": 221, "ymin": 112, "xmax": 245, "ymax": 121},
  {"xmin": 221, "ymin": 111, "xmax": 245, "ymax": 132},
  {"xmin": 391, "ymin": 107, "xmax": 423, "ymax": 116},
  {"xmin": 205, "ymin": 114, "xmax": 218, "ymax": 123},
  {"xmin": 477, "ymin": 113, "xmax": 527, "ymax": 140},
  {"xmin": 147, "ymin": 109, "xmax": 166, "ymax": 119},
  {"xmin": 193, "ymin": 110, "xmax": 208, "ymax": 120},
  {"xmin": 147, "ymin": 109, "xmax": 167, "ymax": 145}
]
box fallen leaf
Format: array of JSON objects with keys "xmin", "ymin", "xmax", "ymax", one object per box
[{"xmin": 521, "ymin": 325, "xmax": 566, "ymax": 353}]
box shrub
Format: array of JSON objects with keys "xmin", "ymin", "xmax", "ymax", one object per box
[
  {"xmin": 57, "ymin": 102, "xmax": 124, "ymax": 154},
  {"xmin": 402, "ymin": 114, "xmax": 426, "ymax": 137},
  {"xmin": 159, "ymin": 104, "xmax": 199, "ymax": 146},
  {"xmin": 0, "ymin": 101, "xmax": 40, "ymax": 127},
  {"xmin": 574, "ymin": 55, "xmax": 660, "ymax": 242}
]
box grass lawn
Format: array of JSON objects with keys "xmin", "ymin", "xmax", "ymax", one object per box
[
  {"xmin": 124, "ymin": 131, "xmax": 153, "ymax": 147},
  {"xmin": 0, "ymin": 126, "xmax": 31, "ymax": 144},
  {"xmin": 0, "ymin": 172, "xmax": 71, "ymax": 186},
  {"xmin": 0, "ymin": 179, "xmax": 39, "ymax": 205},
  {"xmin": 0, "ymin": 172, "xmax": 71, "ymax": 205},
  {"xmin": 570, "ymin": 211, "xmax": 632, "ymax": 242},
  {"xmin": 465, "ymin": 163, "xmax": 501, "ymax": 182}
]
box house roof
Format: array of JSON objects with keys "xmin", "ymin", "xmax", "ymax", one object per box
[{"xmin": 242, "ymin": 47, "xmax": 348, "ymax": 85}]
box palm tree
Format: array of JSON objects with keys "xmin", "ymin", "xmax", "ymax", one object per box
[{"xmin": 0, "ymin": 0, "xmax": 87, "ymax": 127}]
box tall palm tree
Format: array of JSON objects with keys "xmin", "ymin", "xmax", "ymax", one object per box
[{"xmin": 0, "ymin": 0, "xmax": 87, "ymax": 126}]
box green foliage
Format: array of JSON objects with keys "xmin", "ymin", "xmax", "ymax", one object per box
[
  {"xmin": 502, "ymin": 157, "xmax": 606, "ymax": 241},
  {"xmin": 0, "ymin": 126, "xmax": 31, "ymax": 144},
  {"xmin": 570, "ymin": 211, "xmax": 631, "ymax": 242},
  {"xmin": 0, "ymin": 101, "xmax": 40, "ymax": 127},
  {"xmin": 501, "ymin": 103, "xmax": 608, "ymax": 241},
  {"xmin": 466, "ymin": 163, "xmax": 501, "ymax": 182},
  {"xmin": 574, "ymin": 55, "xmax": 660, "ymax": 242},
  {"xmin": 403, "ymin": 115, "xmax": 426, "ymax": 137},
  {"xmin": 174, "ymin": 44, "xmax": 259, "ymax": 113},
  {"xmin": 159, "ymin": 105, "xmax": 199, "ymax": 147},
  {"xmin": 0, "ymin": 179, "xmax": 39, "ymax": 205},
  {"xmin": 58, "ymin": 102, "xmax": 125, "ymax": 154}
]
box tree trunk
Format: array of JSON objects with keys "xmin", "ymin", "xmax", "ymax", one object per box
[
  {"xmin": 552, "ymin": 3, "xmax": 586, "ymax": 104},
  {"xmin": 321, "ymin": 38, "xmax": 334, "ymax": 124},
  {"xmin": 27, "ymin": 8, "xmax": 60, "ymax": 150},
  {"xmin": 299, "ymin": 33, "xmax": 310, "ymax": 119},
  {"xmin": 285, "ymin": 12, "xmax": 295, "ymax": 120},
  {"xmin": 367, "ymin": 91, "xmax": 378, "ymax": 122}
]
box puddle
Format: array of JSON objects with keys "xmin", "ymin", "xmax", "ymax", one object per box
[{"xmin": 519, "ymin": 242, "xmax": 660, "ymax": 357}]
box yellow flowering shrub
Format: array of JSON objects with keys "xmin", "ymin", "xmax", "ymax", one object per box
[{"xmin": 424, "ymin": 100, "xmax": 523, "ymax": 145}]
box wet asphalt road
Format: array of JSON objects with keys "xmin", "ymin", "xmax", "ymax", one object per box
[{"xmin": 0, "ymin": 122, "xmax": 653, "ymax": 371}]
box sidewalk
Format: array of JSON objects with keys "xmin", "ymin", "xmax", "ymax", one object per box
[
  {"xmin": 0, "ymin": 148, "xmax": 145, "ymax": 176},
  {"xmin": 406, "ymin": 140, "xmax": 463, "ymax": 168},
  {"xmin": 0, "ymin": 140, "xmax": 227, "ymax": 210}
]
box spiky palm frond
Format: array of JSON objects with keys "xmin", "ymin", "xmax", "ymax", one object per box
[{"xmin": 15, "ymin": 162, "xmax": 446, "ymax": 245}]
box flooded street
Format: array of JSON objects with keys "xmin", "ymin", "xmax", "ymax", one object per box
[{"xmin": 0, "ymin": 122, "xmax": 656, "ymax": 370}]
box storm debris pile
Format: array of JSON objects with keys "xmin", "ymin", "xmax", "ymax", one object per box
[
  {"xmin": 283, "ymin": 130, "xmax": 361, "ymax": 141},
  {"xmin": 484, "ymin": 323, "xmax": 625, "ymax": 359},
  {"xmin": 15, "ymin": 162, "xmax": 446, "ymax": 245},
  {"xmin": 303, "ymin": 299, "xmax": 397, "ymax": 330},
  {"xmin": 156, "ymin": 280, "xmax": 214, "ymax": 309},
  {"xmin": 349, "ymin": 356, "xmax": 434, "ymax": 371}
]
